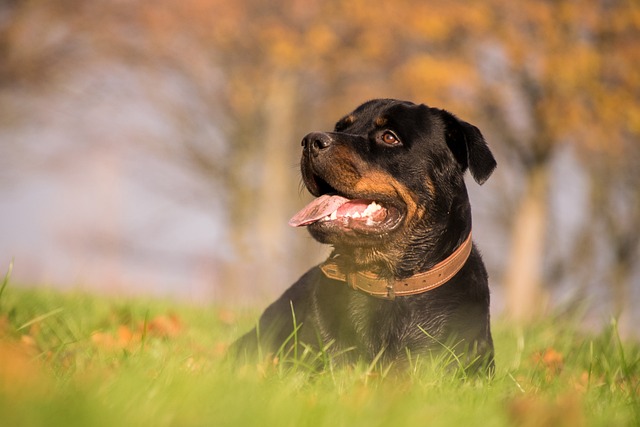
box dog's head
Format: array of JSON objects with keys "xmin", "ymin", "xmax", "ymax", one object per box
[{"xmin": 289, "ymin": 99, "xmax": 496, "ymax": 275}]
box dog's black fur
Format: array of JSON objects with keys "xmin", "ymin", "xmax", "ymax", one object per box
[{"xmin": 233, "ymin": 99, "xmax": 496, "ymax": 370}]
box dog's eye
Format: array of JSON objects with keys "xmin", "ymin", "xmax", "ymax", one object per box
[{"xmin": 381, "ymin": 131, "xmax": 401, "ymax": 146}]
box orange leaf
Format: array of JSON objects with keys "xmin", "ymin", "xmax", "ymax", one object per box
[
  {"xmin": 0, "ymin": 342, "xmax": 43, "ymax": 395},
  {"xmin": 117, "ymin": 325, "xmax": 135, "ymax": 345},
  {"xmin": 144, "ymin": 314, "xmax": 183, "ymax": 338},
  {"xmin": 533, "ymin": 347, "xmax": 564, "ymax": 376}
]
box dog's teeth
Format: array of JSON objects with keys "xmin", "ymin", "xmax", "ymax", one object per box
[
  {"xmin": 318, "ymin": 203, "xmax": 382, "ymax": 224},
  {"xmin": 320, "ymin": 211, "xmax": 337, "ymax": 222},
  {"xmin": 362, "ymin": 202, "xmax": 382, "ymax": 217}
]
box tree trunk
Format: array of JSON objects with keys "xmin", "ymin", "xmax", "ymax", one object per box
[
  {"xmin": 253, "ymin": 71, "xmax": 299, "ymax": 291},
  {"xmin": 503, "ymin": 164, "xmax": 550, "ymax": 322},
  {"xmin": 220, "ymin": 73, "xmax": 299, "ymax": 302}
]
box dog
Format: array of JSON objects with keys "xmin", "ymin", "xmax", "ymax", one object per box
[{"xmin": 233, "ymin": 99, "xmax": 496, "ymax": 370}]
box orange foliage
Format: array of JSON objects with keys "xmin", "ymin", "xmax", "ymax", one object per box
[
  {"xmin": 533, "ymin": 347, "xmax": 565, "ymax": 376},
  {"xmin": 0, "ymin": 341, "xmax": 45, "ymax": 395},
  {"xmin": 0, "ymin": 315, "xmax": 48, "ymax": 398},
  {"xmin": 91, "ymin": 313, "xmax": 183, "ymax": 351},
  {"xmin": 4, "ymin": 0, "xmax": 637, "ymax": 151}
]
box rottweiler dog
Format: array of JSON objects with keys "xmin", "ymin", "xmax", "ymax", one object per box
[{"xmin": 234, "ymin": 99, "xmax": 497, "ymax": 370}]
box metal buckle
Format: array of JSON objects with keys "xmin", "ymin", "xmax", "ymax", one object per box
[{"xmin": 385, "ymin": 282, "xmax": 396, "ymax": 300}]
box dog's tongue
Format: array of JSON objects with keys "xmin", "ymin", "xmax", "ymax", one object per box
[{"xmin": 288, "ymin": 194, "xmax": 350, "ymax": 227}]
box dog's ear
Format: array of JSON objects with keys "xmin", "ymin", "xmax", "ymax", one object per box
[{"xmin": 439, "ymin": 110, "xmax": 496, "ymax": 185}]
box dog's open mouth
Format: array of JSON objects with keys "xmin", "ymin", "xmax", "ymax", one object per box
[{"xmin": 289, "ymin": 194, "xmax": 402, "ymax": 233}]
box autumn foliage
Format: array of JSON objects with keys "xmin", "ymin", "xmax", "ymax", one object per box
[{"xmin": 1, "ymin": 0, "xmax": 638, "ymax": 322}]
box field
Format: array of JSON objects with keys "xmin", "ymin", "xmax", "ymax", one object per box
[{"xmin": 1, "ymin": 281, "xmax": 639, "ymax": 426}]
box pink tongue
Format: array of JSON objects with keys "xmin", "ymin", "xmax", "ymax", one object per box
[{"xmin": 288, "ymin": 194, "xmax": 350, "ymax": 227}]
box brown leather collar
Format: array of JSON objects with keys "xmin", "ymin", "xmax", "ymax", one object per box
[{"xmin": 320, "ymin": 232, "xmax": 473, "ymax": 300}]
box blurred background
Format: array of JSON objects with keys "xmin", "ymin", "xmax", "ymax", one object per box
[{"xmin": 0, "ymin": 0, "xmax": 638, "ymax": 332}]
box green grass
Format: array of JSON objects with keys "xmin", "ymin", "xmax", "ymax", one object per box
[{"xmin": 0, "ymin": 283, "xmax": 638, "ymax": 427}]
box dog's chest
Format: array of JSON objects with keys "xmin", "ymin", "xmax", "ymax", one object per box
[{"xmin": 344, "ymin": 295, "xmax": 438, "ymax": 356}]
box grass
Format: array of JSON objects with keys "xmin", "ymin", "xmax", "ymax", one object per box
[{"xmin": 0, "ymin": 280, "xmax": 639, "ymax": 426}]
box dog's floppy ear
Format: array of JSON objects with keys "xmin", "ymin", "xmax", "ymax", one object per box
[{"xmin": 439, "ymin": 110, "xmax": 497, "ymax": 185}]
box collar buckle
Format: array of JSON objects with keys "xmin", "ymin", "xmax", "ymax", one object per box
[{"xmin": 385, "ymin": 283, "xmax": 396, "ymax": 300}]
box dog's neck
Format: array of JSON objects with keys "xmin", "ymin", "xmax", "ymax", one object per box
[
  {"xmin": 322, "ymin": 230, "xmax": 473, "ymax": 300},
  {"xmin": 332, "ymin": 199, "xmax": 472, "ymax": 280}
]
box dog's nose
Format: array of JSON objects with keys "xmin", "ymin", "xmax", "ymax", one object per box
[{"xmin": 302, "ymin": 132, "xmax": 332, "ymax": 153}]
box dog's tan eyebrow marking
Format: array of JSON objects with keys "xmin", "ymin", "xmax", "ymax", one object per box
[
  {"xmin": 335, "ymin": 114, "xmax": 356, "ymax": 131},
  {"xmin": 375, "ymin": 117, "xmax": 388, "ymax": 127}
]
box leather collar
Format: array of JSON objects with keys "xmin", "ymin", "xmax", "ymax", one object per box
[{"xmin": 320, "ymin": 232, "xmax": 473, "ymax": 300}]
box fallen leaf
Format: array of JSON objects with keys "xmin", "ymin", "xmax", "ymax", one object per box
[
  {"xmin": 143, "ymin": 314, "xmax": 182, "ymax": 338},
  {"xmin": 91, "ymin": 326, "xmax": 141, "ymax": 350},
  {"xmin": 0, "ymin": 341, "xmax": 47, "ymax": 397},
  {"xmin": 117, "ymin": 325, "xmax": 136, "ymax": 346},
  {"xmin": 533, "ymin": 347, "xmax": 564, "ymax": 375}
]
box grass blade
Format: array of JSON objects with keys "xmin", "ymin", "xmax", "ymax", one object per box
[
  {"xmin": 0, "ymin": 259, "xmax": 13, "ymax": 311},
  {"xmin": 17, "ymin": 307, "xmax": 64, "ymax": 331}
]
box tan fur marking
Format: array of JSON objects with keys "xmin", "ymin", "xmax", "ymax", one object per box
[
  {"xmin": 353, "ymin": 170, "xmax": 424, "ymax": 224},
  {"xmin": 375, "ymin": 116, "xmax": 387, "ymax": 127},
  {"xmin": 425, "ymin": 177, "xmax": 436, "ymax": 198}
]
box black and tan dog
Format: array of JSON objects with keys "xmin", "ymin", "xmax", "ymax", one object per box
[{"xmin": 234, "ymin": 99, "xmax": 497, "ymax": 370}]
